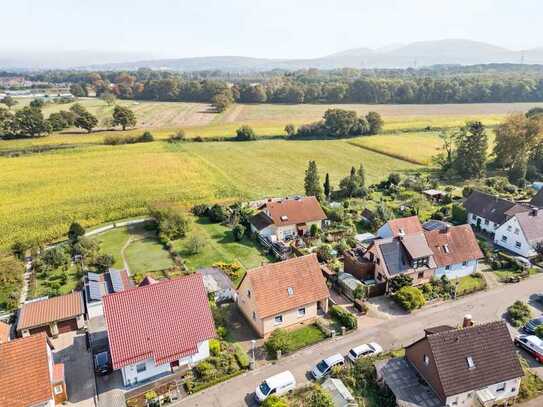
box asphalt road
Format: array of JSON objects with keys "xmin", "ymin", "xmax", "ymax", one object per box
[{"xmin": 178, "ymin": 274, "xmax": 543, "ymax": 407}]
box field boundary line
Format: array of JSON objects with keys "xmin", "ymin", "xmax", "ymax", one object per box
[{"xmin": 346, "ymin": 140, "xmax": 428, "ymax": 165}]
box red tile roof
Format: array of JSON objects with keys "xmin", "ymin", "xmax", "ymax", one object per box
[
  {"xmin": 0, "ymin": 334, "xmax": 53, "ymax": 407},
  {"xmin": 103, "ymin": 274, "xmax": 216, "ymax": 370},
  {"xmin": 425, "ymin": 225, "xmax": 483, "ymax": 267},
  {"xmin": 17, "ymin": 292, "xmax": 84, "ymax": 331},
  {"xmin": 240, "ymin": 254, "xmax": 329, "ymax": 318},
  {"xmin": 387, "ymin": 216, "xmax": 423, "ymax": 236},
  {"xmin": 264, "ymin": 196, "xmax": 327, "ymax": 226},
  {"xmin": 0, "ymin": 321, "xmax": 10, "ymax": 343}
]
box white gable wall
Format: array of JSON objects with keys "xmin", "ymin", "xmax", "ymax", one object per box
[
  {"xmin": 467, "ymin": 212, "xmax": 498, "ymax": 234},
  {"xmin": 445, "ymin": 377, "xmax": 521, "ymax": 407},
  {"xmin": 494, "ymin": 216, "xmax": 535, "ymax": 257},
  {"xmin": 434, "ymin": 260, "xmax": 478, "ymax": 280}
]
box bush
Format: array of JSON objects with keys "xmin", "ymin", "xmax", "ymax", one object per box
[
  {"xmin": 508, "ymin": 300, "xmax": 532, "ymax": 327},
  {"xmin": 330, "ymin": 305, "xmax": 358, "ymax": 330},
  {"xmin": 233, "ymin": 343, "xmax": 250, "ymax": 369},
  {"xmin": 139, "ymin": 131, "xmax": 154, "ymax": 142},
  {"xmin": 68, "ymin": 222, "xmax": 85, "ymax": 241},
  {"xmin": 168, "ymin": 129, "xmax": 186, "ymax": 142},
  {"xmin": 393, "ymin": 286, "xmax": 426, "ymax": 312},
  {"xmin": 208, "ymin": 204, "xmax": 227, "ymax": 223},
  {"xmin": 194, "ymin": 361, "xmax": 218, "ymax": 381},
  {"xmin": 316, "ymin": 244, "xmax": 334, "ymax": 262},
  {"xmin": 185, "ymin": 235, "xmax": 207, "ymax": 255},
  {"xmin": 451, "ymin": 204, "xmax": 467, "ymax": 224},
  {"xmin": 235, "ymin": 125, "xmax": 256, "ymax": 141},
  {"xmin": 388, "ymin": 274, "xmax": 413, "ymax": 292},
  {"xmin": 191, "ymin": 204, "xmax": 209, "ymax": 217},
  {"xmin": 265, "ymin": 329, "xmax": 293, "ymax": 358},
  {"xmin": 209, "ymin": 339, "xmax": 221, "ymax": 356},
  {"xmin": 304, "ymin": 384, "xmax": 334, "ymax": 407},
  {"xmin": 232, "ymin": 224, "xmax": 245, "ymax": 241},
  {"xmin": 261, "ymin": 395, "xmax": 288, "ymax": 407},
  {"xmin": 535, "ymin": 325, "xmax": 543, "ymax": 339},
  {"xmin": 148, "ymin": 204, "xmax": 191, "ymax": 240}
]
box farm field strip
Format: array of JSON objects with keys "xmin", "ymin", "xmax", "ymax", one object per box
[{"xmin": 0, "ymin": 139, "xmax": 419, "ymax": 250}]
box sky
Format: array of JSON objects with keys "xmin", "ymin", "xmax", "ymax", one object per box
[{"xmin": 3, "ymin": 0, "xmax": 543, "ymax": 61}]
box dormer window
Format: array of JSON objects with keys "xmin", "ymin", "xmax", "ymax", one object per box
[
  {"xmin": 423, "ymin": 354, "xmax": 429, "ymax": 366},
  {"xmin": 280, "ymin": 215, "xmax": 288, "ymax": 221},
  {"xmin": 287, "ymin": 287, "xmax": 294, "ymax": 296},
  {"xmin": 443, "ymin": 244, "xmax": 450, "ymax": 254},
  {"xmin": 467, "ymin": 356, "xmax": 475, "ymax": 369}
]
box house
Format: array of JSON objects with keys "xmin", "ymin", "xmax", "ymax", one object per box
[
  {"xmin": 249, "ymin": 196, "xmax": 327, "ymax": 241},
  {"xmin": 322, "ymin": 378, "xmax": 357, "ymax": 407},
  {"xmin": 237, "ymin": 254, "xmax": 329, "ymax": 337},
  {"xmin": 463, "ymin": 190, "xmax": 529, "ymax": 234},
  {"xmin": 494, "ymin": 207, "xmax": 543, "ymax": 257},
  {"xmin": 103, "ymin": 274, "xmax": 216, "ymax": 387},
  {"xmin": 424, "ymin": 223, "xmax": 483, "ymax": 279},
  {"xmin": 84, "ymin": 268, "xmax": 134, "ymax": 319},
  {"xmin": 17, "ymin": 292, "xmax": 85, "ymax": 338},
  {"xmin": 0, "ymin": 333, "xmax": 67, "ymax": 406},
  {"xmin": 403, "ymin": 320, "xmax": 523, "ymax": 407},
  {"xmin": 354, "ymin": 216, "xmax": 483, "ymax": 293}
]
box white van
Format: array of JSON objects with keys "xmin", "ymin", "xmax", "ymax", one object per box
[
  {"xmin": 255, "ymin": 370, "xmax": 296, "ymax": 403},
  {"xmin": 311, "ymin": 353, "xmax": 345, "ymax": 380}
]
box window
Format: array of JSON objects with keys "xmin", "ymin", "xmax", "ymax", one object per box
[
  {"xmin": 467, "ymin": 356, "xmax": 475, "ymax": 369},
  {"xmin": 287, "ymin": 287, "xmax": 294, "ymax": 296},
  {"xmin": 507, "ymin": 225, "xmax": 512, "ymax": 231},
  {"xmin": 515, "ymin": 241, "xmax": 522, "ymax": 248},
  {"xmin": 514, "ymin": 228, "xmax": 520, "ymax": 235},
  {"xmin": 252, "ymin": 311, "xmax": 256, "ymax": 320},
  {"xmin": 423, "ymin": 354, "xmax": 429, "ymax": 366},
  {"xmin": 274, "ymin": 315, "xmax": 283, "ymax": 325},
  {"xmin": 497, "ymin": 382, "xmax": 506, "ymax": 392},
  {"xmin": 443, "ymin": 244, "xmax": 450, "ymax": 254},
  {"xmin": 462, "ymin": 261, "xmax": 468, "ymax": 266},
  {"xmin": 445, "ymin": 265, "xmax": 451, "ymax": 270},
  {"xmin": 511, "ymin": 387, "xmax": 516, "ymax": 393},
  {"xmin": 484, "ymin": 218, "xmax": 489, "ymax": 225},
  {"xmin": 136, "ymin": 363, "xmax": 146, "ymax": 373},
  {"xmin": 418, "ymin": 271, "xmax": 424, "ymax": 278},
  {"xmin": 247, "ymin": 289, "xmax": 251, "ymax": 298},
  {"xmin": 53, "ymin": 385, "xmax": 63, "ymax": 395},
  {"xmin": 297, "ymin": 307, "xmax": 306, "ymax": 317},
  {"xmin": 502, "ymin": 235, "xmax": 508, "ymax": 242}
]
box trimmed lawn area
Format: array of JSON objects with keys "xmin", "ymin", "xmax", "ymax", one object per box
[
  {"xmin": 124, "ymin": 237, "xmax": 174, "ymax": 275},
  {"xmin": 456, "ymin": 274, "xmax": 487, "ymax": 296},
  {"xmin": 494, "ymin": 268, "xmax": 539, "ymax": 282},
  {"xmin": 94, "ymin": 227, "xmax": 130, "ymax": 269},
  {"xmin": 288, "ymin": 324, "xmax": 327, "ymax": 352},
  {"xmin": 173, "ymin": 217, "xmax": 271, "ymax": 279}
]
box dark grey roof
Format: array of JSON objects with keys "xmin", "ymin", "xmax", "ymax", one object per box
[
  {"xmin": 418, "ymin": 321, "xmax": 523, "ymax": 397},
  {"xmin": 463, "ymin": 190, "xmax": 520, "ymax": 225},
  {"xmin": 423, "ymin": 220, "xmax": 450, "ymax": 232},
  {"xmin": 249, "ymin": 211, "xmax": 273, "ymax": 231},
  {"xmin": 380, "ymin": 240, "xmax": 410, "ymax": 276},
  {"xmin": 531, "ymin": 189, "xmax": 543, "ymax": 208}
]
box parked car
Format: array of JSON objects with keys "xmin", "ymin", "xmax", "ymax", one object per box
[
  {"xmin": 514, "ymin": 335, "xmax": 543, "ymax": 363},
  {"xmin": 347, "ymin": 342, "xmax": 383, "ymax": 362},
  {"xmin": 255, "ymin": 370, "xmax": 296, "ymax": 403},
  {"xmin": 94, "ymin": 351, "xmax": 112, "ymax": 375},
  {"xmin": 523, "ymin": 316, "xmax": 543, "ymax": 335},
  {"xmin": 311, "ymin": 353, "xmax": 345, "ymax": 380}
]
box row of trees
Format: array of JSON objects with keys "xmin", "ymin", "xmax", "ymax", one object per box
[
  {"xmin": 0, "ymin": 100, "xmax": 137, "ymax": 138},
  {"xmin": 435, "ymin": 108, "xmax": 543, "ymax": 185},
  {"xmin": 304, "ymin": 160, "xmax": 368, "ymax": 202}
]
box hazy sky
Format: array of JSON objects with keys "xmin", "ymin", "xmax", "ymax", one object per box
[{"xmin": 4, "ymin": 0, "xmax": 543, "ymax": 59}]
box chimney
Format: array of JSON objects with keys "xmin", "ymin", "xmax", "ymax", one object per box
[
  {"xmin": 462, "ymin": 314, "xmax": 474, "ymax": 328},
  {"xmin": 398, "ymin": 229, "xmax": 405, "ymax": 240}
]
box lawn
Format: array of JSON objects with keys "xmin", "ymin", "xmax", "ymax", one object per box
[
  {"xmin": 288, "ymin": 324, "xmax": 327, "ymax": 352},
  {"xmin": 0, "ymin": 139, "xmax": 419, "ymax": 251},
  {"xmin": 173, "ymin": 218, "xmax": 270, "ymax": 278},
  {"xmin": 494, "ymin": 268, "xmax": 539, "ymax": 282},
  {"xmin": 456, "ymin": 274, "xmax": 487, "ymax": 296},
  {"xmin": 124, "ymin": 237, "xmax": 174, "ymax": 275}
]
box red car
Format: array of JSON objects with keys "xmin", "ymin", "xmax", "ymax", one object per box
[{"xmin": 514, "ymin": 335, "xmax": 543, "ymax": 363}]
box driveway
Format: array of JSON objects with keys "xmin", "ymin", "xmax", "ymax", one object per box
[
  {"xmin": 51, "ymin": 332, "xmax": 97, "ymax": 407},
  {"xmin": 178, "ymin": 273, "xmax": 543, "ymax": 407}
]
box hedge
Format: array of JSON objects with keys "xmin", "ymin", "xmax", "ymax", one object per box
[
  {"xmin": 186, "ymin": 370, "xmax": 244, "ymax": 394},
  {"xmin": 330, "ymin": 305, "xmax": 358, "ymax": 330}
]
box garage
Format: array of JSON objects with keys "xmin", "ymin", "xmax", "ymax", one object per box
[
  {"xmin": 29, "ymin": 325, "xmax": 51, "ymax": 336},
  {"xmin": 57, "ymin": 319, "xmax": 79, "ymax": 334}
]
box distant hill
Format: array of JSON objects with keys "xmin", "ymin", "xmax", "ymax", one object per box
[{"xmin": 3, "ymin": 39, "xmax": 543, "ymax": 71}]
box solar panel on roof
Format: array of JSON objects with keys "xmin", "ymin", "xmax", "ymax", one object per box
[
  {"xmin": 88, "ymin": 281, "xmax": 103, "ymax": 301},
  {"xmin": 109, "ymin": 269, "xmax": 124, "ymax": 292},
  {"xmin": 423, "ymin": 220, "xmax": 448, "ymax": 232},
  {"xmin": 87, "ymin": 272, "xmax": 100, "ymax": 282}
]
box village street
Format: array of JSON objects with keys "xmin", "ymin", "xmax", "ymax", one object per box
[{"xmin": 179, "ymin": 273, "xmax": 543, "ymax": 407}]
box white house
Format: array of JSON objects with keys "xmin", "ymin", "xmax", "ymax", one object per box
[
  {"xmin": 249, "ymin": 196, "xmax": 327, "ymax": 241},
  {"xmin": 103, "ymin": 274, "xmax": 216, "ymax": 387},
  {"xmin": 494, "ymin": 207, "xmax": 543, "ymax": 258},
  {"xmin": 463, "ymin": 190, "xmax": 529, "ymax": 234}
]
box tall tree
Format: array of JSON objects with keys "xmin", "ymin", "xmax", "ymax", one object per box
[
  {"xmin": 494, "ymin": 114, "xmax": 543, "ymax": 169},
  {"xmin": 454, "ymin": 121, "xmax": 488, "ymax": 179},
  {"xmin": 366, "ymin": 111, "xmax": 384, "ymax": 134},
  {"xmin": 323, "ymin": 173, "xmax": 331, "ymax": 200},
  {"xmin": 112, "ymin": 105, "xmax": 137, "ymax": 130},
  {"xmin": 14, "ymin": 107, "xmax": 51, "ymax": 138},
  {"xmin": 304, "ymin": 160, "xmax": 323, "ymax": 201}
]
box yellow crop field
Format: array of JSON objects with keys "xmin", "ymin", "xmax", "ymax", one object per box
[{"xmin": 0, "ymin": 139, "xmax": 420, "ymax": 250}]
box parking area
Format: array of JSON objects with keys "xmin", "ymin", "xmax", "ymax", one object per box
[{"xmin": 50, "ymin": 331, "xmax": 97, "ymax": 407}]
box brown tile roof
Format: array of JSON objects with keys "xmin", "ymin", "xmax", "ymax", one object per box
[
  {"xmin": 387, "ymin": 216, "xmax": 423, "ymax": 236},
  {"xmin": 424, "ymin": 225, "xmax": 483, "ymax": 267},
  {"xmin": 515, "ymin": 209, "xmax": 543, "ymax": 243},
  {"xmin": 240, "ymin": 254, "xmax": 329, "ymax": 318},
  {"xmin": 402, "ymin": 233, "xmax": 434, "ymax": 259},
  {"xmin": 0, "ymin": 334, "xmax": 53, "ymax": 407},
  {"xmin": 0, "ymin": 321, "xmax": 10, "ymax": 343},
  {"xmin": 17, "ymin": 292, "xmax": 84, "ymax": 331},
  {"xmin": 409, "ymin": 321, "xmax": 523, "ymax": 397},
  {"xmin": 103, "ymin": 274, "xmax": 216, "ymax": 370},
  {"xmin": 264, "ymin": 196, "xmax": 327, "ymax": 226}
]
